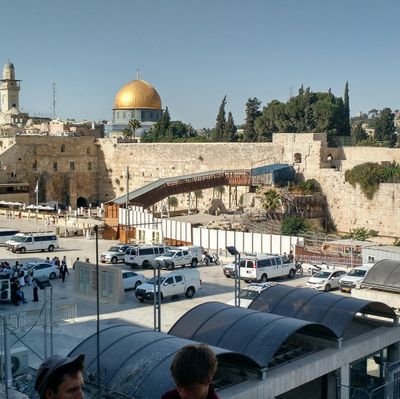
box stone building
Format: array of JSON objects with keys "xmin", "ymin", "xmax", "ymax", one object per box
[{"xmin": 110, "ymin": 72, "xmax": 162, "ymax": 138}]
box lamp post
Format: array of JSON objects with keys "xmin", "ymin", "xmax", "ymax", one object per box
[
  {"xmin": 125, "ymin": 166, "xmax": 130, "ymax": 243},
  {"xmin": 94, "ymin": 225, "xmax": 101, "ymax": 397},
  {"xmin": 34, "ymin": 180, "xmax": 39, "ymax": 220},
  {"xmin": 226, "ymin": 246, "xmax": 241, "ymax": 307}
]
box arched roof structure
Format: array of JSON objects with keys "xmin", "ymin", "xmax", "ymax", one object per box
[
  {"xmin": 68, "ymin": 324, "xmax": 256, "ymax": 399},
  {"xmin": 248, "ymin": 284, "xmax": 396, "ymax": 337},
  {"xmin": 168, "ymin": 301, "xmax": 337, "ymax": 369},
  {"xmin": 362, "ymin": 259, "xmax": 400, "ymax": 292}
]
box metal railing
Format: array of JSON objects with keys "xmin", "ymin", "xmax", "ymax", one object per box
[{"xmin": 0, "ymin": 303, "xmax": 77, "ymax": 334}]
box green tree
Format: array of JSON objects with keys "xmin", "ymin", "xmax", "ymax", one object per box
[
  {"xmin": 213, "ymin": 96, "xmax": 227, "ymax": 141},
  {"xmin": 243, "ymin": 97, "xmax": 261, "ymax": 141},
  {"xmin": 374, "ymin": 108, "xmax": 395, "ymax": 146},
  {"xmin": 128, "ymin": 119, "xmax": 141, "ymax": 141},
  {"xmin": 167, "ymin": 196, "xmax": 178, "ymax": 211},
  {"xmin": 351, "ymin": 122, "xmax": 368, "ymax": 144},
  {"xmin": 261, "ymin": 189, "xmax": 281, "ymax": 212},
  {"xmin": 281, "ymin": 216, "xmax": 311, "ymax": 236},
  {"xmin": 225, "ymin": 111, "xmax": 238, "ymax": 141},
  {"xmin": 343, "ymin": 81, "xmax": 351, "ymax": 136}
]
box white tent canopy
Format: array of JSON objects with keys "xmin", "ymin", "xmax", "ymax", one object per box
[
  {"xmin": 26, "ymin": 204, "xmax": 54, "ymax": 211},
  {"xmin": 0, "ymin": 200, "xmax": 23, "ymax": 207}
]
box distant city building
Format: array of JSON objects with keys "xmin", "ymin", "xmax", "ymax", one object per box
[
  {"xmin": 0, "ymin": 62, "xmax": 29, "ymax": 126},
  {"xmin": 110, "ymin": 72, "xmax": 163, "ymax": 139}
]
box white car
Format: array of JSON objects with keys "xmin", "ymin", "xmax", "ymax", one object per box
[
  {"xmin": 306, "ymin": 269, "xmax": 347, "ymax": 292},
  {"xmin": 227, "ymin": 282, "xmax": 278, "ymax": 308},
  {"xmin": 23, "ymin": 262, "xmax": 58, "ymax": 280},
  {"xmin": 122, "ymin": 270, "xmax": 146, "ymax": 290}
]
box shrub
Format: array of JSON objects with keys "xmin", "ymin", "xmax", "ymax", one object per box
[{"xmin": 281, "ymin": 216, "xmax": 312, "ymax": 236}]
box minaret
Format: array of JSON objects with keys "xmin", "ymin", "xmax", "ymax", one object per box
[{"xmin": 0, "ymin": 62, "xmax": 21, "ymax": 113}]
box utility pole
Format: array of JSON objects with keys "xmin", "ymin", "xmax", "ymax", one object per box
[{"xmin": 52, "ymin": 83, "xmax": 56, "ymax": 120}]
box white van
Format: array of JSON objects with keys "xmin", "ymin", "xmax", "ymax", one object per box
[
  {"xmin": 339, "ymin": 264, "xmax": 374, "ymax": 292},
  {"xmin": 135, "ymin": 269, "xmax": 202, "ymax": 302},
  {"xmin": 125, "ymin": 245, "xmax": 169, "ymax": 268},
  {"xmin": 6, "ymin": 232, "xmax": 59, "ymax": 253},
  {"xmin": 240, "ymin": 255, "xmax": 296, "ymax": 282}
]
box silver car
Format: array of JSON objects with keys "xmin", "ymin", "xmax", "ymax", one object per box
[{"xmin": 100, "ymin": 244, "xmax": 130, "ymax": 264}]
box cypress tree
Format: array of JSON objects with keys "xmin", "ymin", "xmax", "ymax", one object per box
[{"xmin": 343, "ymin": 81, "xmax": 351, "ymax": 136}]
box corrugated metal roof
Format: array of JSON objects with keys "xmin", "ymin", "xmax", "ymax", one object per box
[
  {"xmin": 248, "ymin": 284, "xmax": 396, "ymax": 337},
  {"xmin": 68, "ymin": 324, "xmax": 257, "ymax": 399},
  {"xmin": 168, "ymin": 301, "xmax": 337, "ymax": 368},
  {"xmin": 362, "ymin": 259, "xmax": 400, "ymax": 292}
]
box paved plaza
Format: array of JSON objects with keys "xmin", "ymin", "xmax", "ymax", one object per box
[{"xmin": 0, "ymin": 215, "xmax": 310, "ymax": 372}]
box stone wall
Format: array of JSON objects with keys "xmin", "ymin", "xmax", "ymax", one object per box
[{"xmin": 0, "ymin": 133, "xmax": 399, "ymax": 238}]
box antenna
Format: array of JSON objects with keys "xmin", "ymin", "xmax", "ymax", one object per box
[{"xmin": 52, "ymin": 82, "xmax": 56, "ymax": 120}]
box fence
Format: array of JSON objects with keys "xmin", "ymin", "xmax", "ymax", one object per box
[
  {"xmin": 124, "ymin": 206, "xmax": 303, "ymax": 256},
  {"xmin": 0, "ymin": 303, "xmax": 77, "ymax": 334}
]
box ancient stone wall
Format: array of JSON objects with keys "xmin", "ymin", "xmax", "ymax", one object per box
[{"xmin": 1, "ymin": 133, "xmax": 399, "ymax": 237}]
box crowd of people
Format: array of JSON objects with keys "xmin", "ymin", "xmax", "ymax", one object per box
[{"xmin": 0, "ymin": 256, "xmax": 73, "ymax": 306}]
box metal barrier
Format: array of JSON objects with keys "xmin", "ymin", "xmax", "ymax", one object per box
[{"xmin": 0, "ymin": 303, "xmax": 77, "ymax": 334}]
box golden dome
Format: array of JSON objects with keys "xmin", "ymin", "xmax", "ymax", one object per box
[{"xmin": 113, "ymin": 79, "xmax": 162, "ymax": 110}]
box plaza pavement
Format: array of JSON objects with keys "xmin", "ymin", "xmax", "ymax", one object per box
[{"xmin": 0, "ymin": 215, "xmax": 310, "ymax": 371}]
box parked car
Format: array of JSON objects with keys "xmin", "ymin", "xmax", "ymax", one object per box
[
  {"xmin": 23, "ymin": 262, "xmax": 58, "ymax": 280},
  {"xmin": 100, "ymin": 244, "xmax": 130, "ymax": 264},
  {"xmin": 339, "ymin": 264, "xmax": 374, "ymax": 293},
  {"xmin": 135, "ymin": 269, "xmax": 201, "ymax": 302},
  {"xmin": 121, "ymin": 270, "xmax": 146, "ymax": 290},
  {"xmin": 223, "ymin": 263, "xmax": 236, "ymax": 278},
  {"xmin": 227, "ymin": 282, "xmax": 278, "ymax": 308},
  {"xmin": 306, "ymin": 269, "xmax": 347, "ymax": 292}
]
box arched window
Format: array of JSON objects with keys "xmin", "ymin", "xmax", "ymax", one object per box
[
  {"xmin": 87, "ymin": 147, "xmax": 91, "ymax": 155},
  {"xmin": 294, "ymin": 153, "xmax": 302, "ymax": 163},
  {"xmin": 61, "ymin": 144, "xmax": 65, "ymax": 153}
]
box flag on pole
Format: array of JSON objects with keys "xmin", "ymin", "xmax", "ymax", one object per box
[{"xmin": 34, "ymin": 181, "xmax": 39, "ymax": 193}]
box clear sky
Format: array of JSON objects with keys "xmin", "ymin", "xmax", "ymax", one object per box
[{"xmin": 1, "ymin": 0, "xmax": 398, "ymax": 128}]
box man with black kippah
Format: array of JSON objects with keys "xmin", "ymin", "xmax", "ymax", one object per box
[{"xmin": 35, "ymin": 354, "xmax": 85, "ymax": 399}]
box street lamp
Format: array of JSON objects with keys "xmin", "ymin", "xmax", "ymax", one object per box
[
  {"xmin": 93, "ymin": 225, "xmax": 101, "ymax": 397},
  {"xmin": 34, "ymin": 180, "xmax": 39, "ymax": 220},
  {"xmin": 226, "ymin": 246, "xmax": 241, "ymax": 307}
]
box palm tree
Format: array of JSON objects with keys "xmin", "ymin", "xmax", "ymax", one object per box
[
  {"xmin": 215, "ymin": 186, "xmax": 225, "ymax": 198},
  {"xmin": 122, "ymin": 127, "xmax": 132, "ymax": 139},
  {"xmin": 128, "ymin": 119, "xmax": 141, "ymax": 142},
  {"xmin": 167, "ymin": 196, "xmax": 178, "ymax": 211},
  {"xmin": 194, "ymin": 190, "xmax": 203, "ymax": 210},
  {"xmin": 261, "ymin": 189, "xmax": 281, "ymax": 213}
]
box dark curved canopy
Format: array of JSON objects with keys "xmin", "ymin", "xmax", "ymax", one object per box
[
  {"xmin": 168, "ymin": 301, "xmax": 337, "ymax": 369},
  {"xmin": 248, "ymin": 284, "xmax": 396, "ymax": 337},
  {"xmin": 362, "ymin": 260, "xmax": 400, "ymax": 292},
  {"xmin": 68, "ymin": 324, "xmax": 256, "ymax": 399}
]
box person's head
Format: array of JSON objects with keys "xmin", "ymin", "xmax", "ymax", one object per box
[
  {"xmin": 35, "ymin": 354, "xmax": 85, "ymax": 399},
  {"xmin": 171, "ymin": 344, "xmax": 217, "ymax": 399}
]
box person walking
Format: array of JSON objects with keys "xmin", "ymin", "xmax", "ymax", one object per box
[
  {"xmin": 32, "ymin": 278, "xmax": 39, "ymax": 302},
  {"xmin": 35, "ymin": 354, "xmax": 85, "ymax": 399},
  {"xmin": 60, "ymin": 261, "xmax": 69, "ymax": 283}
]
